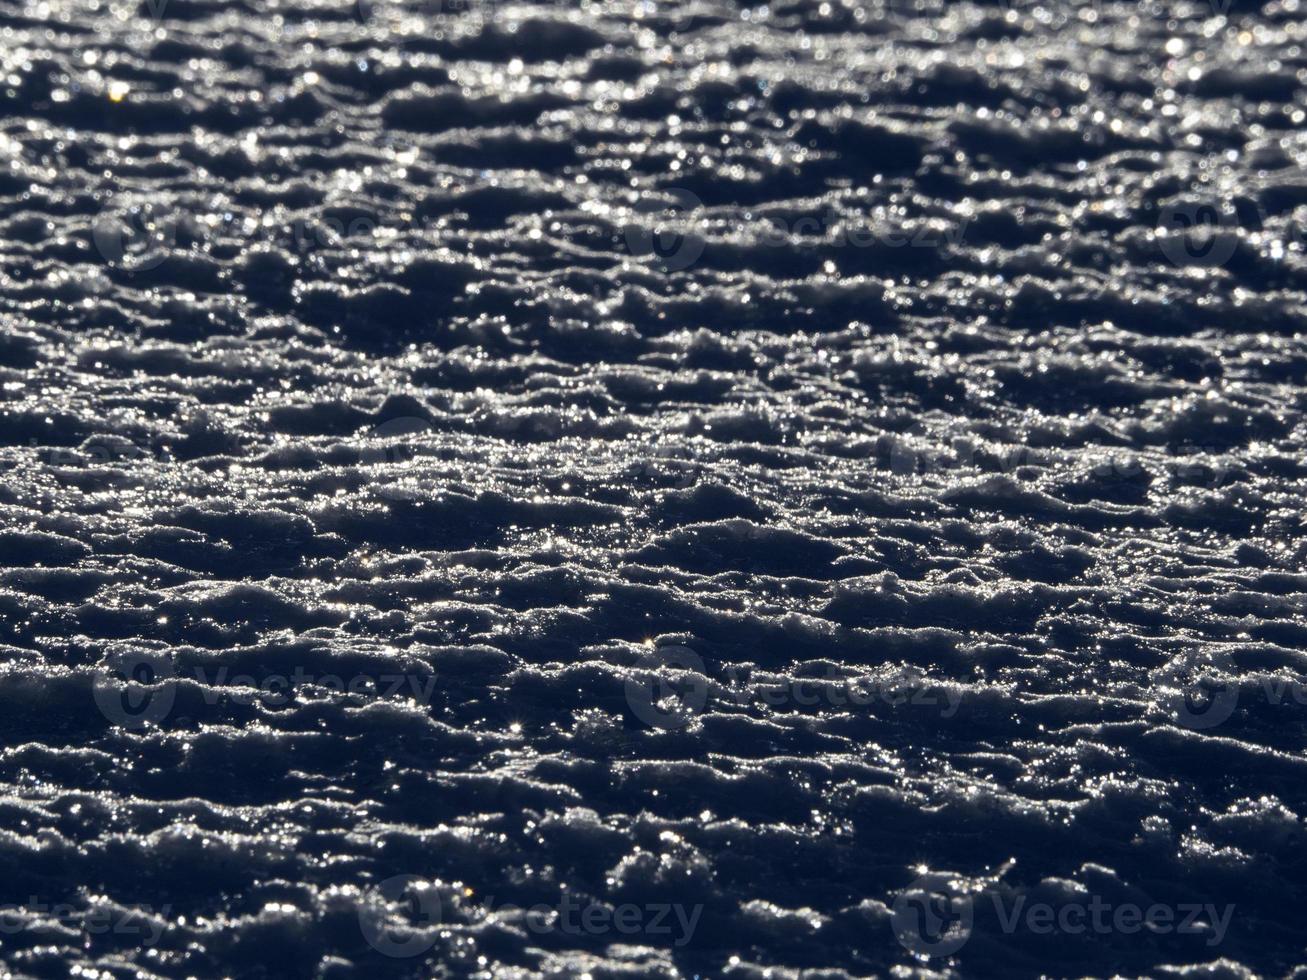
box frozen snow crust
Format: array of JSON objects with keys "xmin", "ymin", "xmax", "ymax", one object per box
[{"xmin": 0, "ymin": 0, "xmax": 1305, "ymax": 976}]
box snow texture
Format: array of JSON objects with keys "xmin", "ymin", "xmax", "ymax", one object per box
[{"xmin": 0, "ymin": 0, "xmax": 1305, "ymax": 976}]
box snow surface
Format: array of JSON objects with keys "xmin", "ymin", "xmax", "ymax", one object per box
[{"xmin": 0, "ymin": 0, "xmax": 1305, "ymax": 976}]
